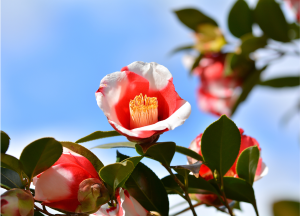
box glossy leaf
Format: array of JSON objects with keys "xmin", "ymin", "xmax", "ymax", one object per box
[
  {"xmin": 175, "ymin": 145, "xmax": 203, "ymax": 161},
  {"xmin": 34, "ymin": 211, "xmax": 46, "ymax": 216},
  {"xmin": 20, "ymin": 138, "xmax": 63, "ymax": 181},
  {"xmin": 1, "ymin": 131, "xmax": 10, "ymax": 153},
  {"xmin": 61, "ymin": 141, "xmax": 104, "ymax": 172},
  {"xmin": 228, "ymin": 0, "xmax": 253, "ymax": 38},
  {"xmin": 259, "ymin": 76, "xmax": 300, "ymax": 88},
  {"xmin": 240, "ymin": 34, "xmax": 268, "ymax": 57},
  {"xmin": 75, "ymin": 130, "xmax": 121, "ymax": 143},
  {"xmin": 223, "ymin": 177, "xmax": 259, "ymax": 216},
  {"xmin": 174, "ymin": 8, "xmax": 218, "ymax": 31},
  {"xmin": 92, "ymin": 142, "xmax": 136, "ymax": 149},
  {"xmin": 99, "ymin": 160, "xmax": 134, "ymax": 195},
  {"xmin": 136, "ymin": 142, "xmax": 176, "ymax": 166},
  {"xmin": 236, "ymin": 146, "xmax": 260, "ymax": 185},
  {"xmin": 1, "ymin": 167, "xmax": 24, "ymax": 189},
  {"xmin": 273, "ymin": 200, "xmax": 300, "ymax": 216},
  {"xmin": 116, "ymin": 151, "xmax": 143, "ymax": 188},
  {"xmin": 254, "ymin": 0, "xmax": 289, "ymax": 42},
  {"xmin": 117, "ymin": 152, "xmax": 169, "ymax": 216},
  {"xmin": 170, "ymin": 45, "xmax": 194, "ymax": 55},
  {"xmin": 162, "ymin": 174, "xmax": 219, "ymax": 195},
  {"xmin": 231, "ymin": 66, "xmax": 267, "ymax": 115},
  {"xmin": 201, "ymin": 115, "xmax": 241, "ymax": 176},
  {"xmin": 1, "ymin": 153, "xmax": 23, "ymax": 177}
]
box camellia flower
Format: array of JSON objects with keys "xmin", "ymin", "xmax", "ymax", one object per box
[
  {"xmin": 1, "ymin": 188, "xmax": 34, "ymax": 216},
  {"xmin": 92, "ymin": 188, "xmax": 149, "ymax": 216},
  {"xmin": 95, "ymin": 61, "xmax": 191, "ymax": 143},
  {"xmin": 182, "ymin": 53, "xmax": 241, "ymax": 116},
  {"xmin": 33, "ymin": 147, "xmax": 109, "ymax": 214},
  {"xmin": 187, "ymin": 128, "xmax": 268, "ymax": 206},
  {"xmin": 285, "ymin": 0, "xmax": 299, "ymax": 22}
]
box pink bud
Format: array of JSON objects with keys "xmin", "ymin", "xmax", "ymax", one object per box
[
  {"xmin": 1, "ymin": 189, "xmax": 34, "ymax": 216},
  {"xmin": 34, "ymin": 147, "xmax": 108, "ymax": 213}
]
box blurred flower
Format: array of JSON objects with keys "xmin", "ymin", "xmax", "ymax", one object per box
[
  {"xmin": 285, "ymin": 0, "xmax": 300, "ymax": 22},
  {"xmin": 187, "ymin": 128, "xmax": 268, "ymax": 206},
  {"xmin": 194, "ymin": 24, "xmax": 226, "ymax": 53},
  {"xmin": 183, "ymin": 53, "xmax": 241, "ymax": 116},
  {"xmin": 93, "ymin": 188, "xmax": 149, "ymax": 216},
  {"xmin": 33, "ymin": 147, "xmax": 109, "ymax": 213},
  {"xmin": 96, "ymin": 61, "xmax": 191, "ymax": 143},
  {"xmin": 1, "ymin": 188, "xmax": 34, "ymax": 216}
]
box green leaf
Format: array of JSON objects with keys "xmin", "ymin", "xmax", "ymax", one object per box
[
  {"xmin": 99, "ymin": 160, "xmax": 134, "ymax": 195},
  {"xmin": 34, "ymin": 211, "xmax": 46, "ymax": 216},
  {"xmin": 1, "ymin": 167, "xmax": 24, "ymax": 189},
  {"xmin": 201, "ymin": 115, "xmax": 241, "ymax": 176},
  {"xmin": 228, "ymin": 0, "xmax": 253, "ymax": 38},
  {"xmin": 174, "ymin": 8, "xmax": 218, "ymax": 31},
  {"xmin": 161, "ymin": 174, "xmax": 219, "ymax": 195},
  {"xmin": 136, "ymin": 142, "xmax": 176, "ymax": 166},
  {"xmin": 117, "ymin": 152, "xmax": 169, "ymax": 216},
  {"xmin": 75, "ymin": 130, "xmax": 121, "ymax": 144},
  {"xmin": 231, "ymin": 66, "xmax": 267, "ymax": 115},
  {"xmin": 223, "ymin": 177, "xmax": 259, "ymax": 216},
  {"xmin": 175, "ymin": 145, "xmax": 203, "ymax": 161},
  {"xmin": 254, "ymin": 0, "xmax": 289, "ymax": 42},
  {"xmin": 115, "ymin": 151, "xmax": 143, "ymax": 188},
  {"xmin": 92, "ymin": 142, "xmax": 136, "ymax": 149},
  {"xmin": 236, "ymin": 146, "xmax": 260, "ymax": 185},
  {"xmin": 1, "ymin": 153, "xmax": 24, "ymax": 177},
  {"xmin": 169, "ymin": 45, "xmax": 194, "ymax": 56},
  {"xmin": 289, "ymin": 23, "xmax": 300, "ymax": 40},
  {"xmin": 1, "ymin": 131, "xmax": 10, "ymax": 153},
  {"xmin": 20, "ymin": 138, "xmax": 63, "ymax": 181},
  {"xmin": 190, "ymin": 53, "xmax": 203, "ymax": 75},
  {"xmin": 273, "ymin": 200, "xmax": 300, "ymax": 216},
  {"xmin": 240, "ymin": 34, "xmax": 268, "ymax": 57},
  {"xmin": 61, "ymin": 141, "xmax": 104, "ymax": 172},
  {"xmin": 259, "ymin": 76, "xmax": 300, "ymax": 88}
]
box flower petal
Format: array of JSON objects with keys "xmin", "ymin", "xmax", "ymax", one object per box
[{"xmin": 34, "ymin": 163, "xmax": 92, "ymax": 203}]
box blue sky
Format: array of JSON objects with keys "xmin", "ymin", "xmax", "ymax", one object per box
[{"xmin": 1, "ymin": 0, "xmax": 299, "ymax": 215}]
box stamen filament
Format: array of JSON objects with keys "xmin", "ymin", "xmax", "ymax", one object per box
[{"xmin": 129, "ymin": 93, "xmax": 158, "ymax": 129}]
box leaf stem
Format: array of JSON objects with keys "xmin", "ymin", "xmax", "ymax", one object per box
[
  {"xmin": 219, "ymin": 177, "xmax": 234, "ymax": 216},
  {"xmin": 162, "ymin": 164, "xmax": 197, "ymax": 216}
]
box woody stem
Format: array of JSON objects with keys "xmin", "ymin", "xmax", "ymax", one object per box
[{"xmin": 163, "ymin": 164, "xmax": 197, "ymax": 216}]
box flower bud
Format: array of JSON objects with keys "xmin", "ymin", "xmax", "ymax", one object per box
[
  {"xmin": 76, "ymin": 178, "xmax": 110, "ymax": 213},
  {"xmin": 1, "ymin": 189, "xmax": 34, "ymax": 216}
]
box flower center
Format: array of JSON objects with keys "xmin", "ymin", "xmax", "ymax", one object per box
[{"xmin": 129, "ymin": 93, "xmax": 158, "ymax": 129}]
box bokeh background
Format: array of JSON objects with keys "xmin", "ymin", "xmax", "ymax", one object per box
[{"xmin": 1, "ymin": 0, "xmax": 299, "ymax": 215}]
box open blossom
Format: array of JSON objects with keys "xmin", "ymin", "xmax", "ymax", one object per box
[
  {"xmin": 95, "ymin": 61, "xmax": 191, "ymax": 143},
  {"xmin": 188, "ymin": 128, "xmax": 268, "ymax": 206},
  {"xmin": 1, "ymin": 189, "xmax": 34, "ymax": 216},
  {"xmin": 285, "ymin": 0, "xmax": 299, "ymax": 22},
  {"xmin": 93, "ymin": 188, "xmax": 148, "ymax": 216},
  {"xmin": 33, "ymin": 147, "xmax": 109, "ymax": 213},
  {"xmin": 183, "ymin": 53, "xmax": 241, "ymax": 116}
]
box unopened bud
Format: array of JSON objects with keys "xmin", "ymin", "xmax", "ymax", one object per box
[
  {"xmin": 76, "ymin": 178, "xmax": 110, "ymax": 214},
  {"xmin": 1, "ymin": 189, "xmax": 34, "ymax": 216}
]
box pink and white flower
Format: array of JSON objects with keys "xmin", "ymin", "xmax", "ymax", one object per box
[
  {"xmin": 1, "ymin": 189, "xmax": 34, "ymax": 216},
  {"xmin": 188, "ymin": 128, "xmax": 268, "ymax": 206},
  {"xmin": 93, "ymin": 188, "xmax": 148, "ymax": 216},
  {"xmin": 33, "ymin": 147, "xmax": 109, "ymax": 213},
  {"xmin": 183, "ymin": 53, "xmax": 241, "ymax": 116},
  {"xmin": 95, "ymin": 61, "xmax": 191, "ymax": 143}
]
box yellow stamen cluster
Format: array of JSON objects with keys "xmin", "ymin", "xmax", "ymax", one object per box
[{"xmin": 129, "ymin": 93, "xmax": 158, "ymax": 129}]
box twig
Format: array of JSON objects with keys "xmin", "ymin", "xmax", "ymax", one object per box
[{"xmin": 162, "ymin": 164, "xmax": 197, "ymax": 216}]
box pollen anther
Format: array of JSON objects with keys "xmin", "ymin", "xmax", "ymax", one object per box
[{"xmin": 129, "ymin": 93, "xmax": 158, "ymax": 129}]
